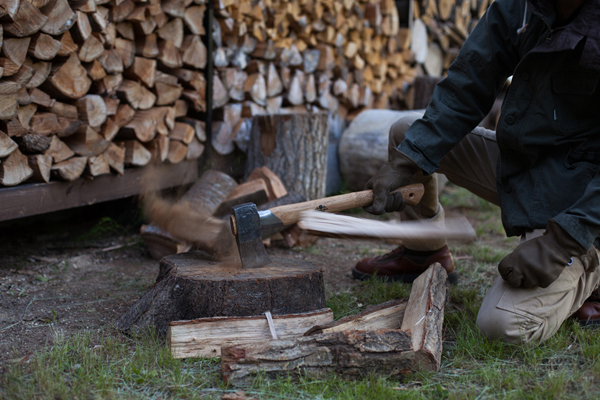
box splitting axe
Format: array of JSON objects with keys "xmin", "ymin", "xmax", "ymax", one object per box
[{"xmin": 229, "ymin": 184, "xmax": 424, "ymax": 269}]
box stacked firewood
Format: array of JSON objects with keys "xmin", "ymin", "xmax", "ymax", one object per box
[
  {"xmin": 208, "ymin": 0, "xmax": 418, "ymax": 156},
  {"xmin": 0, "ymin": 0, "xmax": 208, "ymax": 187},
  {"xmin": 411, "ymin": 0, "xmax": 492, "ymax": 78}
]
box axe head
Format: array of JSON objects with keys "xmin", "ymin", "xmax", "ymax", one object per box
[{"xmin": 232, "ymin": 203, "xmax": 272, "ymax": 269}]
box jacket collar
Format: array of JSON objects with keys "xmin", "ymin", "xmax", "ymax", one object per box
[{"xmin": 527, "ymin": 0, "xmax": 600, "ymax": 69}]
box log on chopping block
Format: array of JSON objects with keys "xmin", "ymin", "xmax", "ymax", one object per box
[
  {"xmin": 167, "ymin": 308, "xmax": 334, "ymax": 359},
  {"xmin": 221, "ymin": 264, "xmax": 449, "ymax": 386},
  {"xmin": 141, "ymin": 169, "xmax": 238, "ymax": 260},
  {"xmin": 244, "ymin": 113, "xmax": 329, "ymax": 201},
  {"xmin": 115, "ymin": 251, "xmax": 327, "ymax": 339}
]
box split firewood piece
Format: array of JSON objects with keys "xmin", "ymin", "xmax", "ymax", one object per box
[
  {"xmin": 157, "ymin": 18, "xmax": 184, "ymax": 48},
  {"xmin": 85, "ymin": 59, "xmax": 106, "ymax": 81},
  {"xmin": 0, "ymin": 118, "xmax": 28, "ymax": 137},
  {"xmin": 29, "ymin": 88, "xmax": 53, "ymax": 108},
  {"xmin": 115, "ymin": 38, "xmax": 135, "ymax": 69},
  {"xmin": 23, "ymin": 60, "xmax": 51, "ymax": 89},
  {"xmin": 104, "ymin": 98, "xmax": 119, "ymax": 116},
  {"xmin": 185, "ymin": 137, "xmax": 204, "ymax": 160},
  {"xmin": 111, "ymin": 0, "xmax": 134, "ymax": 23},
  {"xmin": 183, "ymin": 5, "xmax": 205, "ymax": 35},
  {"xmin": 400, "ymin": 263, "xmax": 449, "ymax": 371},
  {"xmin": 101, "ymin": 118, "xmax": 119, "ymax": 141},
  {"xmin": 136, "ymin": 33, "xmax": 160, "ymax": 59},
  {"xmin": 0, "ymin": 96, "xmax": 18, "ymax": 120},
  {"xmin": 178, "ymin": 117, "xmax": 205, "ymax": 142},
  {"xmin": 96, "ymin": 73, "xmax": 123, "ymax": 97},
  {"xmin": 158, "ymin": 40, "xmax": 182, "ymax": 68},
  {"xmin": 45, "ymin": 54, "xmax": 91, "ymax": 99},
  {"xmin": 212, "ymin": 74, "xmax": 229, "ymax": 109},
  {"xmin": 28, "ymin": 154, "xmax": 52, "ymax": 183},
  {"xmin": 105, "ymin": 142, "xmax": 125, "ymax": 174},
  {"xmin": 213, "ymin": 179, "xmax": 270, "ymax": 217},
  {"xmin": 45, "ymin": 135, "xmax": 74, "ymax": 163},
  {"xmin": 155, "ymin": 81, "xmax": 183, "ymax": 106},
  {"xmin": 166, "ymin": 139, "xmax": 187, "ymax": 164},
  {"xmin": 117, "ymin": 79, "xmax": 157, "ymax": 110},
  {"xmin": 0, "ymin": 64, "xmax": 34, "ymax": 95},
  {"xmin": 3, "ymin": 1, "xmax": 48, "ymax": 38},
  {"xmin": 57, "ymin": 31, "xmax": 78, "ymax": 56},
  {"xmin": 181, "ymin": 35, "xmax": 207, "ymax": 69},
  {"xmin": 244, "ymin": 74, "xmax": 266, "ymax": 106},
  {"xmin": 121, "ymin": 140, "xmax": 151, "ymax": 166},
  {"xmin": 222, "ymin": 68, "xmax": 246, "ymax": 102},
  {"xmin": 28, "ymin": 112, "xmax": 79, "ymax": 137},
  {"xmin": 211, "ymin": 121, "xmax": 234, "ymax": 156},
  {"xmin": 305, "ymin": 299, "xmax": 407, "ymax": 336},
  {"xmin": 51, "ymin": 156, "xmax": 87, "ymax": 181},
  {"xmin": 3, "ymin": 38, "xmax": 31, "ymax": 70},
  {"xmin": 0, "ymin": 131, "xmax": 18, "ymax": 157},
  {"xmin": 76, "ymin": 95, "xmax": 107, "ymax": 128},
  {"xmin": 168, "ymin": 309, "xmax": 334, "ymax": 359},
  {"xmin": 302, "ymin": 49, "xmax": 320, "ymax": 74},
  {"xmin": 40, "ymin": 0, "xmax": 77, "ymax": 35},
  {"xmin": 266, "ymin": 63, "xmax": 283, "ymax": 97},
  {"xmin": 87, "ymin": 153, "xmax": 110, "ymax": 177},
  {"xmin": 169, "ymin": 122, "xmax": 194, "ymax": 144},
  {"xmin": 304, "ymin": 74, "xmax": 317, "ymax": 103},
  {"xmin": 113, "ymin": 103, "xmax": 135, "ymax": 127},
  {"xmin": 0, "ymin": 148, "xmax": 33, "ymax": 186},
  {"xmin": 98, "ymin": 49, "xmax": 124, "ymax": 74},
  {"xmin": 221, "ymin": 328, "xmax": 413, "ymax": 386},
  {"xmin": 118, "ymin": 108, "xmax": 166, "ymax": 142},
  {"xmin": 139, "ymin": 223, "xmax": 192, "ymax": 261},
  {"xmin": 287, "ymin": 71, "xmax": 305, "ymax": 106},
  {"xmin": 266, "ymin": 96, "xmax": 282, "ymax": 114},
  {"xmin": 126, "ymin": 57, "xmax": 157, "ymax": 88},
  {"xmin": 146, "ymin": 134, "xmax": 169, "ymax": 162},
  {"xmin": 63, "ymin": 125, "xmax": 110, "ymax": 157},
  {"xmin": 78, "ymin": 34, "xmax": 104, "ymax": 63},
  {"xmin": 17, "ymin": 134, "xmax": 52, "ymax": 154},
  {"xmin": 246, "ymin": 165, "xmax": 288, "ymax": 201},
  {"xmin": 174, "ymin": 99, "xmax": 188, "ymax": 117}
]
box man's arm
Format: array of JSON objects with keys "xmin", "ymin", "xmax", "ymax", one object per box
[{"xmin": 399, "ymin": 0, "xmax": 524, "ymax": 174}]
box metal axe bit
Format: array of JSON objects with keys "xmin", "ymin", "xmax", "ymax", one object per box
[{"xmin": 231, "ymin": 183, "xmax": 425, "ymax": 269}]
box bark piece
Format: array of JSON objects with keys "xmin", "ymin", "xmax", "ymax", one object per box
[
  {"xmin": 18, "ymin": 134, "xmax": 52, "ymax": 154},
  {"xmin": 140, "ymin": 223, "xmax": 192, "ymax": 261}
]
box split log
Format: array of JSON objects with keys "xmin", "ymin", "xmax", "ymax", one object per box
[
  {"xmin": 0, "ymin": 131, "xmax": 18, "ymax": 157},
  {"xmin": 245, "ymin": 113, "xmax": 329, "ymax": 200},
  {"xmin": 169, "ymin": 122, "xmax": 194, "ymax": 144},
  {"xmin": 166, "ymin": 139, "xmax": 187, "ymax": 164},
  {"xmin": 116, "ymin": 252, "xmax": 326, "ymax": 338},
  {"xmin": 117, "ymin": 79, "xmax": 157, "ymax": 110},
  {"xmin": 45, "ymin": 135, "xmax": 74, "ymax": 163},
  {"xmin": 185, "ymin": 137, "xmax": 204, "ymax": 160},
  {"xmin": 3, "ymin": 1, "xmax": 48, "ymax": 38},
  {"xmin": 45, "ymin": 54, "xmax": 91, "ymax": 99},
  {"xmin": 126, "ymin": 57, "xmax": 157, "ymax": 88},
  {"xmin": 140, "ymin": 223, "xmax": 192, "ymax": 261},
  {"xmin": 155, "ymin": 82, "xmax": 183, "ymax": 106},
  {"xmin": 78, "ymin": 34, "xmax": 104, "ymax": 63},
  {"xmin": 28, "ymin": 33, "xmax": 62, "ymax": 61},
  {"xmin": 168, "ymin": 309, "xmax": 334, "ymax": 359},
  {"xmin": 0, "ymin": 148, "xmax": 33, "ymax": 186},
  {"xmin": 87, "ymin": 153, "xmax": 110, "ymax": 176},
  {"xmin": 181, "ymin": 35, "xmax": 207, "ymax": 69},
  {"xmin": 0, "ymin": 64, "xmax": 34, "ymax": 94},
  {"xmin": 40, "ymin": 0, "xmax": 77, "ymax": 36},
  {"xmin": 213, "ymin": 179, "xmax": 270, "ymax": 217},
  {"xmin": 179, "ymin": 117, "xmax": 205, "ymax": 142},
  {"xmin": 28, "ymin": 154, "xmax": 52, "ymax": 183},
  {"xmin": 266, "ymin": 62, "xmax": 283, "ymax": 97},
  {"xmin": 121, "ymin": 140, "xmax": 152, "ymax": 166},
  {"xmin": 246, "ymin": 165, "xmax": 288, "ymax": 201},
  {"xmin": 211, "ymin": 121, "xmax": 234, "ymax": 155},
  {"xmin": 3, "ymin": 38, "xmax": 31, "ymax": 70},
  {"xmin": 105, "ymin": 142, "xmax": 125, "ymax": 174},
  {"xmin": 0, "ymin": 96, "xmax": 18, "ymax": 120},
  {"xmin": 63, "ymin": 125, "xmax": 109, "ymax": 157},
  {"xmin": 76, "ymin": 95, "xmax": 107, "ymax": 128},
  {"xmin": 51, "ymin": 156, "xmax": 87, "ymax": 181},
  {"xmin": 244, "ymin": 74, "xmax": 266, "ymax": 106},
  {"xmin": 24, "ymin": 60, "xmax": 51, "ymax": 89},
  {"xmin": 146, "ymin": 134, "xmax": 169, "ymax": 162}
]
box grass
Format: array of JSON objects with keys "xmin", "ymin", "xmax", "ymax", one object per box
[{"xmin": 3, "ymin": 184, "xmax": 600, "ymax": 399}]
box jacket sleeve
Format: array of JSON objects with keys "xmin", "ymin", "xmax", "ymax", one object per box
[
  {"xmin": 399, "ymin": 0, "xmax": 525, "ymax": 174},
  {"xmin": 554, "ymin": 171, "xmax": 600, "ymax": 250}
]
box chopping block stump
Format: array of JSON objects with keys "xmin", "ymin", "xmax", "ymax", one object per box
[{"xmin": 116, "ymin": 251, "xmax": 326, "ymax": 338}]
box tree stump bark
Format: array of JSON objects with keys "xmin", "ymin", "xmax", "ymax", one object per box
[
  {"xmin": 116, "ymin": 251, "xmax": 326, "ymax": 338},
  {"xmin": 338, "ymin": 109, "xmax": 422, "ymax": 192},
  {"xmin": 245, "ymin": 113, "xmax": 329, "ymax": 201}
]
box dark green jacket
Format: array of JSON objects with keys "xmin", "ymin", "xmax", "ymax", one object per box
[{"xmin": 400, "ymin": 0, "xmax": 600, "ymax": 249}]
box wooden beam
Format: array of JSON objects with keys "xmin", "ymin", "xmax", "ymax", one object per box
[{"xmin": 0, "ymin": 159, "xmax": 197, "ymax": 221}]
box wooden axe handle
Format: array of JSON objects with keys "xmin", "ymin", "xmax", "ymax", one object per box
[{"xmin": 268, "ymin": 183, "xmax": 424, "ymax": 226}]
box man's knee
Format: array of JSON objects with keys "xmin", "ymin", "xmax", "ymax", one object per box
[{"xmin": 476, "ymin": 300, "xmax": 542, "ymax": 345}]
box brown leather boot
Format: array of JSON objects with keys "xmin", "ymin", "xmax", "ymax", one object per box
[
  {"xmin": 352, "ymin": 245, "xmax": 458, "ymax": 284},
  {"xmin": 572, "ymin": 289, "xmax": 600, "ymax": 326}
]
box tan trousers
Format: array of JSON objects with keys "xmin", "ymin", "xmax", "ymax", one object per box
[{"xmin": 395, "ymin": 113, "xmax": 600, "ymax": 345}]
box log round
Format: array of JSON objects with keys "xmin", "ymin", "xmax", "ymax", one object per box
[
  {"xmin": 338, "ymin": 110, "xmax": 423, "ymax": 191},
  {"xmin": 245, "ymin": 113, "xmax": 329, "ymax": 201},
  {"xmin": 116, "ymin": 251, "xmax": 326, "ymax": 338}
]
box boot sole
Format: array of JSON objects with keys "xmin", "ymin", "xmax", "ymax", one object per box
[
  {"xmin": 352, "ymin": 267, "xmax": 459, "ymax": 285},
  {"xmin": 576, "ymin": 318, "xmax": 600, "ymax": 327}
]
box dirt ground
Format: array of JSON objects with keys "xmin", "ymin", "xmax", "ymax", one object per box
[{"xmin": 0, "ymin": 187, "xmax": 507, "ymax": 366}]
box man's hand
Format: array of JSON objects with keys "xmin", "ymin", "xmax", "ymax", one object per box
[
  {"xmin": 364, "ymin": 148, "xmax": 420, "ymax": 215},
  {"xmin": 498, "ymin": 220, "xmax": 587, "ymax": 288}
]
